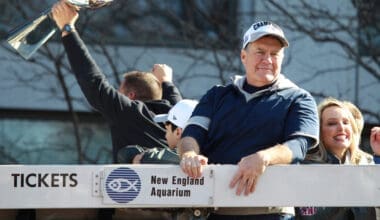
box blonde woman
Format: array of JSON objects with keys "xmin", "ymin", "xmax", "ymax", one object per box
[
  {"xmin": 305, "ymin": 98, "xmax": 373, "ymax": 165},
  {"xmin": 297, "ymin": 98, "xmax": 377, "ymax": 220}
]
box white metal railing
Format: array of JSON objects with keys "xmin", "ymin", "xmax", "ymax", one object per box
[{"xmin": 0, "ymin": 164, "xmax": 379, "ymax": 209}]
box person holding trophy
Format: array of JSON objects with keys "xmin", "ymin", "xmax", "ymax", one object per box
[
  {"xmin": 51, "ymin": 0, "xmax": 183, "ymax": 163},
  {"xmin": 51, "ymin": 1, "xmax": 183, "ymax": 219},
  {"xmin": 6, "ymin": 0, "xmax": 114, "ymax": 60}
]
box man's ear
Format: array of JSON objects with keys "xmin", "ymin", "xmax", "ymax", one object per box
[
  {"xmin": 127, "ymin": 91, "xmax": 136, "ymax": 100},
  {"xmin": 241, "ymin": 49, "xmax": 247, "ymax": 64},
  {"xmin": 176, "ymin": 128, "xmax": 183, "ymax": 137}
]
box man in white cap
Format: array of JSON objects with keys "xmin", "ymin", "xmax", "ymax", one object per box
[
  {"xmin": 178, "ymin": 21, "xmax": 319, "ymax": 219},
  {"xmin": 118, "ymin": 99, "xmax": 198, "ymax": 164}
]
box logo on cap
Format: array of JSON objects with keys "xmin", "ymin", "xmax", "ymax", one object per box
[
  {"xmin": 242, "ymin": 20, "xmax": 289, "ymax": 49},
  {"xmin": 252, "ymin": 21, "xmax": 272, "ymax": 30}
]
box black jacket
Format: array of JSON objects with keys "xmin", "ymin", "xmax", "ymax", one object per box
[{"xmin": 62, "ymin": 32, "xmax": 182, "ymax": 162}]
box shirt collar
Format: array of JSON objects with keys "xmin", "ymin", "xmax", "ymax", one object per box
[{"xmin": 231, "ymin": 74, "xmax": 298, "ymax": 101}]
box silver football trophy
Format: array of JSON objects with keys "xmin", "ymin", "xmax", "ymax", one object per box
[{"xmin": 6, "ymin": 0, "xmax": 113, "ymax": 60}]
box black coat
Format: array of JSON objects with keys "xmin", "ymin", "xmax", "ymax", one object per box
[{"xmin": 62, "ymin": 32, "xmax": 182, "ymax": 162}]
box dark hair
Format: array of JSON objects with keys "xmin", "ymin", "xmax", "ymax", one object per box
[
  {"xmin": 121, "ymin": 71, "xmax": 162, "ymax": 101},
  {"xmin": 165, "ymin": 121, "xmax": 178, "ymax": 132}
]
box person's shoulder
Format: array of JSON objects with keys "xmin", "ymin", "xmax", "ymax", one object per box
[
  {"xmin": 278, "ymin": 86, "xmax": 315, "ymax": 105},
  {"xmin": 210, "ymin": 83, "xmax": 232, "ymax": 90},
  {"xmin": 284, "ymin": 84, "xmax": 312, "ymax": 96},
  {"xmin": 276, "ymin": 76, "xmax": 313, "ymax": 97},
  {"xmin": 203, "ymin": 84, "xmax": 234, "ymax": 96},
  {"xmin": 145, "ymin": 100, "xmax": 172, "ymax": 114}
]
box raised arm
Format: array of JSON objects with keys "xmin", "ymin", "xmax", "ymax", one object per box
[
  {"xmin": 152, "ymin": 64, "xmax": 182, "ymax": 105},
  {"xmin": 51, "ymin": 0, "xmax": 78, "ymax": 37},
  {"xmin": 52, "ymin": 1, "xmax": 140, "ymax": 123}
]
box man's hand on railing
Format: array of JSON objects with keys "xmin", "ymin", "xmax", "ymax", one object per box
[
  {"xmin": 180, "ymin": 151, "xmax": 208, "ymax": 179},
  {"xmin": 229, "ymin": 152, "xmax": 268, "ymax": 196}
]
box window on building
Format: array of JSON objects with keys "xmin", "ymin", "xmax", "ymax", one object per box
[
  {"xmin": 355, "ymin": 0, "xmax": 380, "ymax": 57},
  {"xmin": 0, "ymin": 110, "xmax": 112, "ymax": 164},
  {"xmin": 80, "ymin": 0, "xmax": 237, "ymax": 49},
  {"xmin": 2, "ymin": 0, "xmax": 237, "ymax": 49}
]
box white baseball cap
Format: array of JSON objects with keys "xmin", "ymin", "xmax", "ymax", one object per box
[
  {"xmin": 154, "ymin": 99, "xmax": 198, "ymax": 128},
  {"xmin": 242, "ymin": 21, "xmax": 289, "ymax": 49}
]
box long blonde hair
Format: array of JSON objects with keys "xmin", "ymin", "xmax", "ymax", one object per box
[
  {"xmin": 343, "ymin": 101, "xmax": 364, "ymax": 142},
  {"xmin": 306, "ymin": 97, "xmax": 364, "ymax": 164}
]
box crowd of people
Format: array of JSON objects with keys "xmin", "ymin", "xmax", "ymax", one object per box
[{"xmin": 41, "ymin": 1, "xmax": 380, "ymax": 220}]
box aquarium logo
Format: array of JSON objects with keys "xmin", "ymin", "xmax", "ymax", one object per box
[{"xmin": 105, "ymin": 167, "xmax": 141, "ymax": 203}]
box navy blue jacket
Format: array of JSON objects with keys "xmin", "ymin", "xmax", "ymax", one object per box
[{"xmin": 183, "ymin": 75, "xmax": 319, "ymax": 164}]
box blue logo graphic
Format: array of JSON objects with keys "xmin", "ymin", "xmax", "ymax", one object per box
[{"xmin": 105, "ymin": 167, "xmax": 141, "ymax": 203}]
